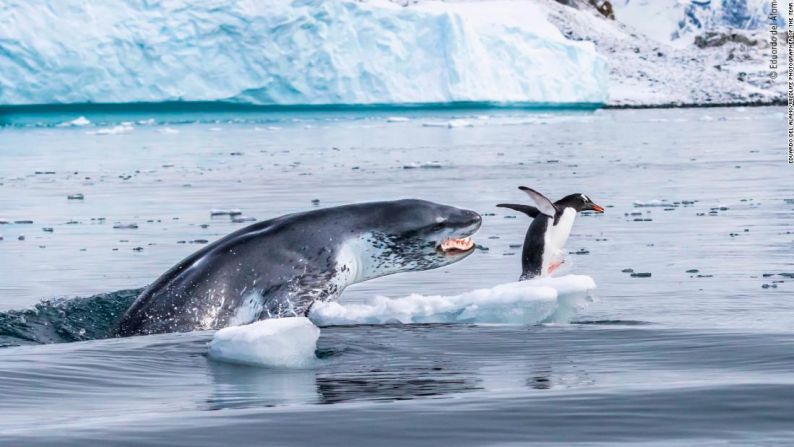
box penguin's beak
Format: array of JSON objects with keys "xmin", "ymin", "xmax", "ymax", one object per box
[{"xmin": 589, "ymin": 203, "xmax": 605, "ymax": 213}]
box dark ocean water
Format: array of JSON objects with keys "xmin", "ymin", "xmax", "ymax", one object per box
[
  {"xmin": 3, "ymin": 324, "xmax": 794, "ymax": 446},
  {"xmin": 0, "ymin": 105, "xmax": 791, "ymax": 445}
]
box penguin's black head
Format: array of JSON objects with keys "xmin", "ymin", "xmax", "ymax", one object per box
[{"xmin": 555, "ymin": 193, "xmax": 605, "ymax": 213}]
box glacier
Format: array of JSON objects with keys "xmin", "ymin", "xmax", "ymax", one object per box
[{"xmin": 0, "ymin": 0, "xmax": 607, "ymax": 106}]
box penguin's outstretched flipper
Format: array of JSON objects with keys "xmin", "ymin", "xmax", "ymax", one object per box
[
  {"xmin": 496, "ymin": 203, "xmax": 540, "ymax": 218},
  {"xmin": 518, "ymin": 186, "xmax": 557, "ymax": 217}
]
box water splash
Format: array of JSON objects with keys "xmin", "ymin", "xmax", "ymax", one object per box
[{"xmin": 0, "ymin": 289, "xmax": 141, "ymax": 346}]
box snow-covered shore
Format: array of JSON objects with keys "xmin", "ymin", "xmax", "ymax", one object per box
[{"xmin": 546, "ymin": 0, "xmax": 782, "ymax": 107}]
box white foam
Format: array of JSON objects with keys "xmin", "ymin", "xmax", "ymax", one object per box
[
  {"xmin": 386, "ymin": 116, "xmax": 410, "ymax": 123},
  {"xmin": 310, "ymin": 275, "xmax": 596, "ymax": 326},
  {"xmin": 208, "ymin": 317, "xmax": 319, "ymax": 368}
]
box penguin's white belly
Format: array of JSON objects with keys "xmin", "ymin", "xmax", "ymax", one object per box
[{"xmin": 541, "ymin": 208, "xmax": 577, "ymax": 276}]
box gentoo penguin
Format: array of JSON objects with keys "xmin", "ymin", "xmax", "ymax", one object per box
[{"xmin": 497, "ymin": 186, "xmax": 604, "ymax": 280}]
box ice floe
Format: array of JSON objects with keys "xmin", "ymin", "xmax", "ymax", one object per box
[{"xmin": 310, "ymin": 275, "xmax": 596, "ymax": 326}]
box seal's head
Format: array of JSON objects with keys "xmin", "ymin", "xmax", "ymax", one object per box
[{"xmin": 348, "ymin": 199, "xmax": 482, "ymax": 280}]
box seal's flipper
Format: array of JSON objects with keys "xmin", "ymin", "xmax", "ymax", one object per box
[
  {"xmin": 497, "ymin": 203, "xmax": 540, "ymax": 218},
  {"xmin": 518, "ymin": 186, "xmax": 557, "ymax": 217}
]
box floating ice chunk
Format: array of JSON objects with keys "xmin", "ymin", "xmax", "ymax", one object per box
[
  {"xmin": 633, "ymin": 200, "xmax": 673, "ymax": 207},
  {"xmin": 421, "ymin": 121, "xmax": 446, "ymax": 128},
  {"xmin": 402, "ymin": 162, "xmax": 443, "ymax": 169},
  {"xmin": 112, "ymin": 223, "xmax": 138, "ymax": 229},
  {"xmin": 499, "ymin": 117, "xmax": 549, "ymax": 126},
  {"xmin": 310, "ymin": 275, "xmax": 596, "ymax": 326},
  {"xmin": 92, "ymin": 124, "xmax": 134, "ymax": 135},
  {"xmin": 386, "ymin": 116, "xmax": 410, "ymax": 123},
  {"xmin": 208, "ymin": 317, "xmax": 320, "ymax": 368},
  {"xmin": 57, "ymin": 116, "xmax": 91, "ymax": 127},
  {"xmin": 210, "ymin": 208, "xmax": 242, "ymax": 216},
  {"xmin": 422, "ymin": 121, "xmax": 447, "ymax": 128},
  {"xmin": 422, "ymin": 119, "xmax": 473, "ymax": 128},
  {"xmin": 447, "ymin": 119, "xmax": 473, "ymax": 128}
]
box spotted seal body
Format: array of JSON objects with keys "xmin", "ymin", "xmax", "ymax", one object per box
[{"xmin": 115, "ymin": 200, "xmax": 481, "ymax": 336}]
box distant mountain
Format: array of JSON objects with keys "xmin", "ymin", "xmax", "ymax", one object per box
[{"xmin": 611, "ymin": 0, "xmax": 778, "ymax": 45}]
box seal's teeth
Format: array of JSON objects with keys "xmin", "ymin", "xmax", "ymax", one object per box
[{"xmin": 439, "ymin": 236, "xmax": 475, "ymax": 253}]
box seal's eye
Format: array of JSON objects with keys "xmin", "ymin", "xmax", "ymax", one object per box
[{"xmin": 430, "ymin": 217, "xmax": 447, "ymax": 231}]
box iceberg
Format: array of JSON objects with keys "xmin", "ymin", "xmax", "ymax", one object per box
[
  {"xmin": 0, "ymin": 0, "xmax": 607, "ymax": 106},
  {"xmin": 56, "ymin": 116, "xmax": 91, "ymax": 127}
]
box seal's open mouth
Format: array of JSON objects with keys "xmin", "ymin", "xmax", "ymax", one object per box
[{"xmin": 437, "ymin": 237, "xmax": 475, "ymax": 255}]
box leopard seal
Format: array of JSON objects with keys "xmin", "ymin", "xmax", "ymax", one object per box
[{"xmin": 115, "ymin": 199, "xmax": 481, "ymax": 336}]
